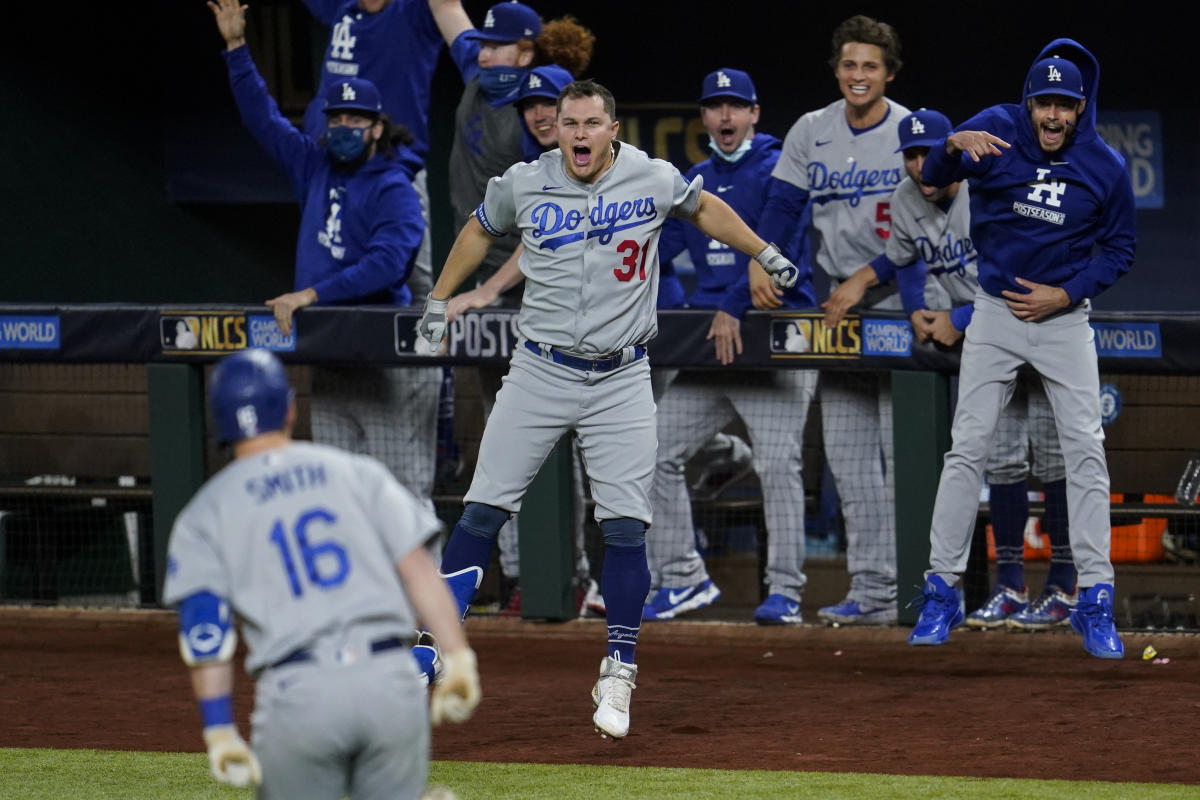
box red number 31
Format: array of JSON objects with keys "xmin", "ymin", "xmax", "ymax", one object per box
[{"xmin": 614, "ymin": 239, "xmax": 651, "ymax": 282}]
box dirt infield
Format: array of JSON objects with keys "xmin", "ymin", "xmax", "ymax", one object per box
[{"xmin": 2, "ymin": 608, "xmax": 1197, "ymax": 784}]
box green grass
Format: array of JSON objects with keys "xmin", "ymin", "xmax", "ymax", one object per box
[{"xmin": 1, "ymin": 749, "xmax": 1195, "ymax": 800}]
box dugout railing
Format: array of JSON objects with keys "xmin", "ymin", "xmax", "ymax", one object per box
[{"xmin": 1, "ymin": 304, "xmax": 1197, "ymax": 628}]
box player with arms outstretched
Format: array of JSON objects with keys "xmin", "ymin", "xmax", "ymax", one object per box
[
  {"xmin": 416, "ymin": 79, "xmax": 798, "ymax": 739},
  {"xmin": 162, "ymin": 349, "xmax": 479, "ymax": 798}
]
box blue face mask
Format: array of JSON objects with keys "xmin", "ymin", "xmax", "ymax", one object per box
[
  {"xmin": 326, "ymin": 125, "xmax": 370, "ymax": 163},
  {"xmin": 478, "ymin": 65, "xmax": 528, "ymax": 102},
  {"xmin": 709, "ymin": 134, "xmax": 753, "ymax": 163}
]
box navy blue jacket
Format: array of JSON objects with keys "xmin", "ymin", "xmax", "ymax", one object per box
[
  {"xmin": 923, "ymin": 38, "xmax": 1136, "ymax": 304},
  {"xmin": 225, "ymin": 45, "xmax": 424, "ymax": 306},
  {"xmin": 659, "ymin": 134, "xmax": 814, "ymax": 317}
]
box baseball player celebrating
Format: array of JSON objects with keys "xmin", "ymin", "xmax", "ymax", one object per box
[
  {"xmin": 416, "ymin": 79, "xmax": 799, "ymax": 739},
  {"xmin": 757, "ymin": 14, "xmax": 910, "ymax": 625},
  {"xmin": 829, "ymin": 108, "xmax": 1079, "ymax": 631},
  {"xmin": 908, "ymin": 40, "xmax": 1136, "ymax": 659},
  {"xmin": 162, "ymin": 349, "xmax": 480, "ymax": 798},
  {"xmin": 645, "ymin": 68, "xmax": 817, "ymax": 625},
  {"xmin": 209, "ymin": 0, "xmax": 442, "ymax": 534}
]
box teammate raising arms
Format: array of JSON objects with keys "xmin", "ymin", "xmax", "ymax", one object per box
[
  {"xmin": 162, "ymin": 350, "xmax": 478, "ymax": 798},
  {"xmin": 757, "ymin": 14, "xmax": 910, "ymax": 626},
  {"xmin": 416, "ymin": 79, "xmax": 799, "ymax": 739},
  {"xmin": 907, "ymin": 41, "xmax": 1136, "ymax": 659}
]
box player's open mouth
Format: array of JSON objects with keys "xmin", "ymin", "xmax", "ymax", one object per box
[
  {"xmin": 532, "ymin": 121, "xmax": 554, "ymax": 134},
  {"xmin": 918, "ymin": 181, "xmax": 937, "ymax": 198},
  {"xmin": 848, "ymin": 84, "xmax": 869, "ymax": 95},
  {"xmin": 1040, "ymin": 123, "xmax": 1064, "ymax": 147},
  {"xmin": 572, "ymin": 145, "xmax": 592, "ymax": 167},
  {"xmin": 715, "ymin": 125, "xmax": 738, "ymax": 146}
]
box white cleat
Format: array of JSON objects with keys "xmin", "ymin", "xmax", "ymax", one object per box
[{"xmin": 590, "ymin": 656, "xmax": 637, "ymax": 739}]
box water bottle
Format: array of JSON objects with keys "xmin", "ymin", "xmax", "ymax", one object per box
[{"xmin": 1175, "ymin": 456, "xmax": 1200, "ymax": 506}]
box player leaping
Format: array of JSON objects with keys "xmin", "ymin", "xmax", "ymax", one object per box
[
  {"xmin": 907, "ymin": 40, "xmax": 1136, "ymax": 659},
  {"xmin": 415, "ymin": 79, "xmax": 797, "ymax": 739}
]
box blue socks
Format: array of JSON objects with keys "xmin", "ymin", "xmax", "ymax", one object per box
[
  {"xmin": 600, "ymin": 518, "xmax": 651, "ymax": 664},
  {"xmin": 439, "ymin": 503, "xmax": 509, "ymax": 616},
  {"xmin": 988, "ymin": 480, "xmax": 1028, "ymax": 590},
  {"xmin": 1041, "ymin": 479, "xmax": 1075, "ymax": 593}
]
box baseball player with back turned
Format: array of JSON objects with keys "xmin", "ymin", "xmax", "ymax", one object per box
[
  {"xmin": 826, "ymin": 108, "xmax": 1079, "ymax": 632},
  {"xmin": 416, "ymin": 79, "xmax": 799, "ymax": 739},
  {"xmin": 908, "ymin": 39, "xmax": 1136, "ymax": 659},
  {"xmin": 756, "ymin": 14, "xmax": 910, "ymax": 625},
  {"xmin": 162, "ymin": 349, "xmax": 479, "ymax": 799}
]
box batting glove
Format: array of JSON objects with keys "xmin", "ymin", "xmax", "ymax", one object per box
[
  {"xmin": 430, "ymin": 647, "xmax": 480, "ymax": 725},
  {"xmin": 755, "ymin": 243, "xmax": 799, "ymax": 290},
  {"xmin": 418, "ymin": 293, "xmax": 450, "ymax": 349},
  {"xmin": 202, "ymin": 724, "xmax": 262, "ymax": 788}
]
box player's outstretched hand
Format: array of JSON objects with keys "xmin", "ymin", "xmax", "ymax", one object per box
[
  {"xmin": 207, "ymin": 0, "xmax": 248, "ymax": 47},
  {"xmin": 431, "ymin": 648, "xmax": 481, "ymax": 725},
  {"xmin": 946, "ymin": 130, "xmax": 1010, "ymax": 163},
  {"xmin": 418, "ymin": 293, "xmax": 450, "ymax": 348},
  {"xmin": 203, "ymin": 724, "xmax": 262, "ymax": 788},
  {"xmin": 706, "ymin": 310, "xmax": 742, "ymax": 366},
  {"xmin": 754, "ymin": 243, "xmax": 799, "ymax": 290}
]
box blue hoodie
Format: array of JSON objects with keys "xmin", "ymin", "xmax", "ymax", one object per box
[
  {"xmin": 922, "ymin": 38, "xmax": 1136, "ymax": 304},
  {"xmin": 658, "ymin": 133, "xmax": 814, "ymax": 317},
  {"xmin": 225, "ymin": 45, "xmax": 424, "ymax": 307}
]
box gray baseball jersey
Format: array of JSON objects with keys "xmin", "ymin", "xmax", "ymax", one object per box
[
  {"xmin": 886, "ymin": 177, "xmax": 978, "ymax": 307},
  {"xmin": 466, "ymin": 142, "xmax": 700, "ymax": 524},
  {"xmin": 479, "ymin": 142, "xmax": 702, "ymax": 356},
  {"xmin": 162, "ymin": 441, "xmax": 440, "ymax": 675},
  {"xmin": 772, "ymin": 97, "xmax": 909, "ymax": 295},
  {"xmin": 772, "ymin": 99, "xmax": 910, "ymax": 612}
]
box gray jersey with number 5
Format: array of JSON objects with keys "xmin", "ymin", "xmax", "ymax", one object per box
[
  {"xmin": 162, "ymin": 442, "xmax": 441, "ymax": 675},
  {"xmin": 477, "ymin": 142, "xmax": 702, "ymax": 356},
  {"xmin": 771, "ymin": 98, "xmax": 909, "ymax": 290}
]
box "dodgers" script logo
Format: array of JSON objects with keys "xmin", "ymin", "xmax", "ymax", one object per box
[{"xmin": 531, "ymin": 195, "xmax": 658, "ymax": 251}]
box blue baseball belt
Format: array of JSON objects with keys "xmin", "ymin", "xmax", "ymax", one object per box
[{"xmin": 524, "ymin": 340, "xmax": 646, "ymax": 372}]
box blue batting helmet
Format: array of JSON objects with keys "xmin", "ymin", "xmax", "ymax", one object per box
[{"xmin": 209, "ymin": 349, "xmax": 294, "ymax": 444}]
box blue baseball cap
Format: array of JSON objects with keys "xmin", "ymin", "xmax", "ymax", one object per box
[
  {"xmin": 322, "ymin": 78, "xmax": 382, "ymax": 116},
  {"xmin": 1026, "ymin": 56, "xmax": 1085, "ymax": 100},
  {"xmin": 519, "ymin": 65, "xmax": 573, "ymax": 104},
  {"xmin": 895, "ymin": 109, "xmax": 952, "ymax": 152},
  {"xmin": 466, "ymin": 2, "xmax": 541, "ymax": 43},
  {"xmin": 699, "ymin": 68, "xmax": 757, "ymax": 104}
]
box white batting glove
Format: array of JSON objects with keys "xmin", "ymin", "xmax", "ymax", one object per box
[
  {"xmin": 755, "ymin": 243, "xmax": 799, "ymax": 290},
  {"xmin": 418, "ymin": 293, "xmax": 449, "ymax": 348},
  {"xmin": 202, "ymin": 724, "xmax": 262, "ymax": 787},
  {"xmin": 430, "ymin": 647, "xmax": 480, "ymax": 725}
]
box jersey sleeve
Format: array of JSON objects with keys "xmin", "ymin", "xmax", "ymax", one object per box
[
  {"xmin": 449, "ymin": 30, "xmax": 481, "ymax": 84},
  {"xmin": 770, "ymin": 115, "xmax": 812, "ymax": 191},
  {"xmin": 161, "ymin": 507, "xmax": 230, "ymax": 607},
  {"xmin": 667, "ymin": 174, "xmax": 703, "ymax": 219},
  {"xmin": 476, "ymin": 166, "xmax": 519, "ymax": 237}
]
